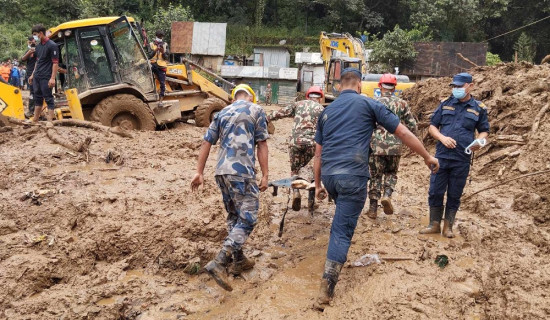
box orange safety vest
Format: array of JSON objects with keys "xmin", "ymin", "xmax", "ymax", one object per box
[{"xmin": 149, "ymin": 42, "xmax": 168, "ymax": 68}]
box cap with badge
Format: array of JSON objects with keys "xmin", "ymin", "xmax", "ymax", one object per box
[{"xmin": 450, "ymin": 72, "xmax": 473, "ymax": 86}]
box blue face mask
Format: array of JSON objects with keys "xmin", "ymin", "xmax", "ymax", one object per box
[
  {"xmin": 452, "ymin": 87, "xmax": 466, "ymax": 99},
  {"xmin": 33, "ymin": 35, "xmax": 39, "ymax": 42}
]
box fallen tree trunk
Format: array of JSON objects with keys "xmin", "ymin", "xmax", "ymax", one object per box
[
  {"xmin": 46, "ymin": 128, "xmax": 92, "ymax": 153},
  {"xmin": 7, "ymin": 118, "xmax": 133, "ymax": 138},
  {"xmin": 51, "ymin": 119, "xmax": 133, "ymax": 138}
]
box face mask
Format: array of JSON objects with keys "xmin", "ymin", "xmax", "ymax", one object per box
[
  {"xmin": 155, "ymin": 37, "xmax": 162, "ymax": 42},
  {"xmin": 33, "ymin": 35, "xmax": 39, "ymax": 42},
  {"xmin": 452, "ymin": 87, "xmax": 466, "ymax": 99}
]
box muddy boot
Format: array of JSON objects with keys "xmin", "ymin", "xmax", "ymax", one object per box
[
  {"xmin": 366, "ymin": 199, "xmax": 378, "ymax": 219},
  {"xmin": 204, "ymin": 249, "xmax": 233, "ymax": 291},
  {"xmin": 229, "ymin": 249, "xmax": 255, "ymax": 276},
  {"xmin": 315, "ymin": 260, "xmax": 343, "ymax": 310},
  {"xmin": 380, "ymin": 188, "xmax": 394, "ymax": 215},
  {"xmin": 292, "ymin": 188, "xmax": 301, "ymax": 211},
  {"xmin": 442, "ymin": 208, "xmax": 457, "ymax": 238},
  {"xmin": 419, "ymin": 206, "xmax": 444, "ymax": 234}
]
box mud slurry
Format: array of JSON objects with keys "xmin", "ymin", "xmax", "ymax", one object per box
[{"xmin": 1, "ymin": 63, "xmax": 549, "ymax": 319}]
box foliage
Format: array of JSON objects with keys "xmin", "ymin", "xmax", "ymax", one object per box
[
  {"xmin": 150, "ymin": 4, "xmax": 194, "ymax": 43},
  {"xmin": 367, "ymin": 25, "xmax": 429, "ymax": 73},
  {"xmin": 486, "ymin": 52, "xmax": 502, "ymax": 66},
  {"xmin": 513, "ymin": 32, "xmax": 536, "ymax": 63},
  {"xmin": 0, "ymin": 0, "xmax": 549, "ymax": 63},
  {"xmin": 226, "ymin": 25, "xmax": 318, "ymax": 56}
]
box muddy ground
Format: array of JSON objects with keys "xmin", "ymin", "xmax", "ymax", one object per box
[{"xmin": 1, "ymin": 62, "xmax": 549, "ymax": 319}]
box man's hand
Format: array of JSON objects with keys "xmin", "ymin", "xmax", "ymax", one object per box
[
  {"xmin": 424, "ymin": 156, "xmax": 440, "ymax": 174},
  {"xmin": 259, "ymin": 175, "xmax": 268, "ymax": 192},
  {"xmin": 439, "ymin": 136, "xmax": 457, "ymax": 149},
  {"xmin": 315, "ymin": 184, "xmax": 328, "ymax": 200},
  {"xmin": 28, "ymin": 75, "xmax": 33, "ymax": 84},
  {"xmin": 190, "ymin": 173, "xmax": 204, "ymax": 191},
  {"xmin": 48, "ymin": 78, "xmax": 55, "ymax": 88}
]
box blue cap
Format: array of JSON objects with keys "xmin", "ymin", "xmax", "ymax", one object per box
[
  {"xmin": 341, "ymin": 68, "xmax": 362, "ymax": 79},
  {"xmin": 450, "ymin": 72, "xmax": 473, "ymax": 86}
]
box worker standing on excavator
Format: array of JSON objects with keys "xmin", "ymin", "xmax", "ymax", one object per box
[
  {"xmin": 420, "ymin": 72, "xmax": 489, "ymax": 238},
  {"xmin": 267, "ymin": 86, "xmax": 325, "ymax": 210},
  {"xmin": 191, "ymin": 84, "xmax": 269, "ymax": 292},
  {"xmin": 149, "ymin": 30, "xmax": 168, "ymax": 104},
  {"xmin": 366, "ymin": 74, "xmax": 417, "ymax": 219}
]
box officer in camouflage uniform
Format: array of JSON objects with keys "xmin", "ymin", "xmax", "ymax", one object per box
[
  {"xmin": 266, "ymin": 86, "xmax": 325, "ymax": 210},
  {"xmin": 191, "ymin": 84, "xmax": 269, "ymax": 291},
  {"xmin": 366, "ymin": 74, "xmax": 417, "ymax": 219}
]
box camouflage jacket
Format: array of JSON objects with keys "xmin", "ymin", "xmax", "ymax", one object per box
[
  {"xmin": 204, "ymin": 100, "xmax": 269, "ymax": 178},
  {"xmin": 267, "ymin": 99, "xmax": 324, "ymax": 146},
  {"xmin": 371, "ymin": 92, "xmax": 417, "ymax": 155}
]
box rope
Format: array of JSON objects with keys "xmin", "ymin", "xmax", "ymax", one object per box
[{"xmin": 483, "ymin": 15, "xmax": 550, "ymax": 42}]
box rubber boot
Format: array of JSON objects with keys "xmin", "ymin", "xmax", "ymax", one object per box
[
  {"xmin": 205, "ymin": 249, "xmax": 233, "ymax": 291},
  {"xmin": 419, "ymin": 206, "xmax": 444, "ymax": 234},
  {"xmin": 380, "ymin": 188, "xmax": 394, "ymax": 215},
  {"xmin": 442, "ymin": 208, "xmax": 457, "ymax": 238},
  {"xmin": 366, "ymin": 199, "xmax": 378, "ymax": 219},
  {"xmin": 228, "ymin": 249, "xmax": 255, "ymax": 275},
  {"xmin": 292, "ymin": 188, "xmax": 301, "ymax": 211},
  {"xmin": 315, "ymin": 260, "xmax": 343, "ymax": 310}
]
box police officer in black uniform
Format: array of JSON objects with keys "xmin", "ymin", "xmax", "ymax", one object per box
[{"xmin": 420, "ymin": 73, "xmax": 490, "ymax": 238}]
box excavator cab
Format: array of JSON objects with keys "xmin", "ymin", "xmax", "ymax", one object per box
[
  {"xmin": 325, "ymin": 57, "xmax": 363, "ymax": 102},
  {"xmin": 46, "ymin": 16, "xmax": 231, "ymax": 130}
]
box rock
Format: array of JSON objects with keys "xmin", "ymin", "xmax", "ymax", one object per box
[
  {"xmin": 516, "ymin": 158, "xmax": 530, "ymax": 173},
  {"xmin": 251, "ymin": 250, "xmax": 263, "ymax": 257},
  {"xmin": 0, "ymin": 219, "xmax": 18, "ymax": 236}
]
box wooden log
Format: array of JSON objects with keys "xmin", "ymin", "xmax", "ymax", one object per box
[
  {"xmin": 46, "ymin": 128, "xmax": 92, "ymax": 153},
  {"xmin": 457, "ymin": 53, "xmax": 479, "ymax": 67},
  {"xmin": 530, "ymin": 103, "xmax": 549, "ymax": 137},
  {"xmin": 51, "ymin": 119, "xmax": 133, "ymax": 138}
]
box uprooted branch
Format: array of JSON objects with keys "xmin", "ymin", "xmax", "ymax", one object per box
[
  {"xmin": 52, "ymin": 119, "xmax": 133, "ymax": 138},
  {"xmin": 46, "ymin": 128, "xmax": 92, "ymax": 153},
  {"xmin": 7, "ymin": 117, "xmax": 133, "ymax": 138},
  {"xmin": 463, "ymin": 169, "xmax": 550, "ymax": 201}
]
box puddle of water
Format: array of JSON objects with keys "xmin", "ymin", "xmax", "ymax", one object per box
[
  {"xmin": 456, "ymin": 257, "xmax": 475, "ymax": 268},
  {"xmin": 122, "ymin": 269, "xmax": 148, "ymax": 282},
  {"xmin": 97, "ymin": 297, "xmax": 117, "ymax": 306}
]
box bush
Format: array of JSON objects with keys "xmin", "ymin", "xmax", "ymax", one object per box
[{"xmin": 486, "ymin": 52, "xmax": 502, "ymax": 66}]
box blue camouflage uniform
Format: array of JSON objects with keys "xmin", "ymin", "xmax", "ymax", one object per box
[
  {"xmin": 204, "ymin": 100, "xmax": 269, "ymax": 252},
  {"xmin": 428, "ymin": 95, "xmax": 490, "ymax": 213}
]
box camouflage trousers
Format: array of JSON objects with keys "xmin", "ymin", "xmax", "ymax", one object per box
[
  {"xmin": 215, "ymin": 174, "xmax": 260, "ymax": 252},
  {"xmin": 368, "ymin": 155, "xmax": 401, "ymax": 200},
  {"xmin": 289, "ymin": 144, "xmax": 315, "ymax": 175}
]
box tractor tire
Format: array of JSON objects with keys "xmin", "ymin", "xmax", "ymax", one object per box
[
  {"xmin": 195, "ymin": 97, "xmax": 227, "ymax": 127},
  {"xmin": 90, "ymin": 94, "xmax": 156, "ymax": 131}
]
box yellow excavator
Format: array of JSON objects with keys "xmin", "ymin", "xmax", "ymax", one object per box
[
  {"xmin": 1, "ymin": 16, "xmax": 232, "ymax": 130},
  {"xmin": 319, "ymin": 32, "xmax": 415, "ymax": 102}
]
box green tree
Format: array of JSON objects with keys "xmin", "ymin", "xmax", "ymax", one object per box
[
  {"xmin": 368, "ymin": 25, "xmax": 427, "ymax": 73},
  {"xmin": 151, "ymin": 4, "xmax": 194, "ymax": 43},
  {"xmin": 513, "ymin": 32, "xmax": 536, "ymax": 63},
  {"xmin": 486, "ymin": 52, "xmax": 502, "ymax": 66}
]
